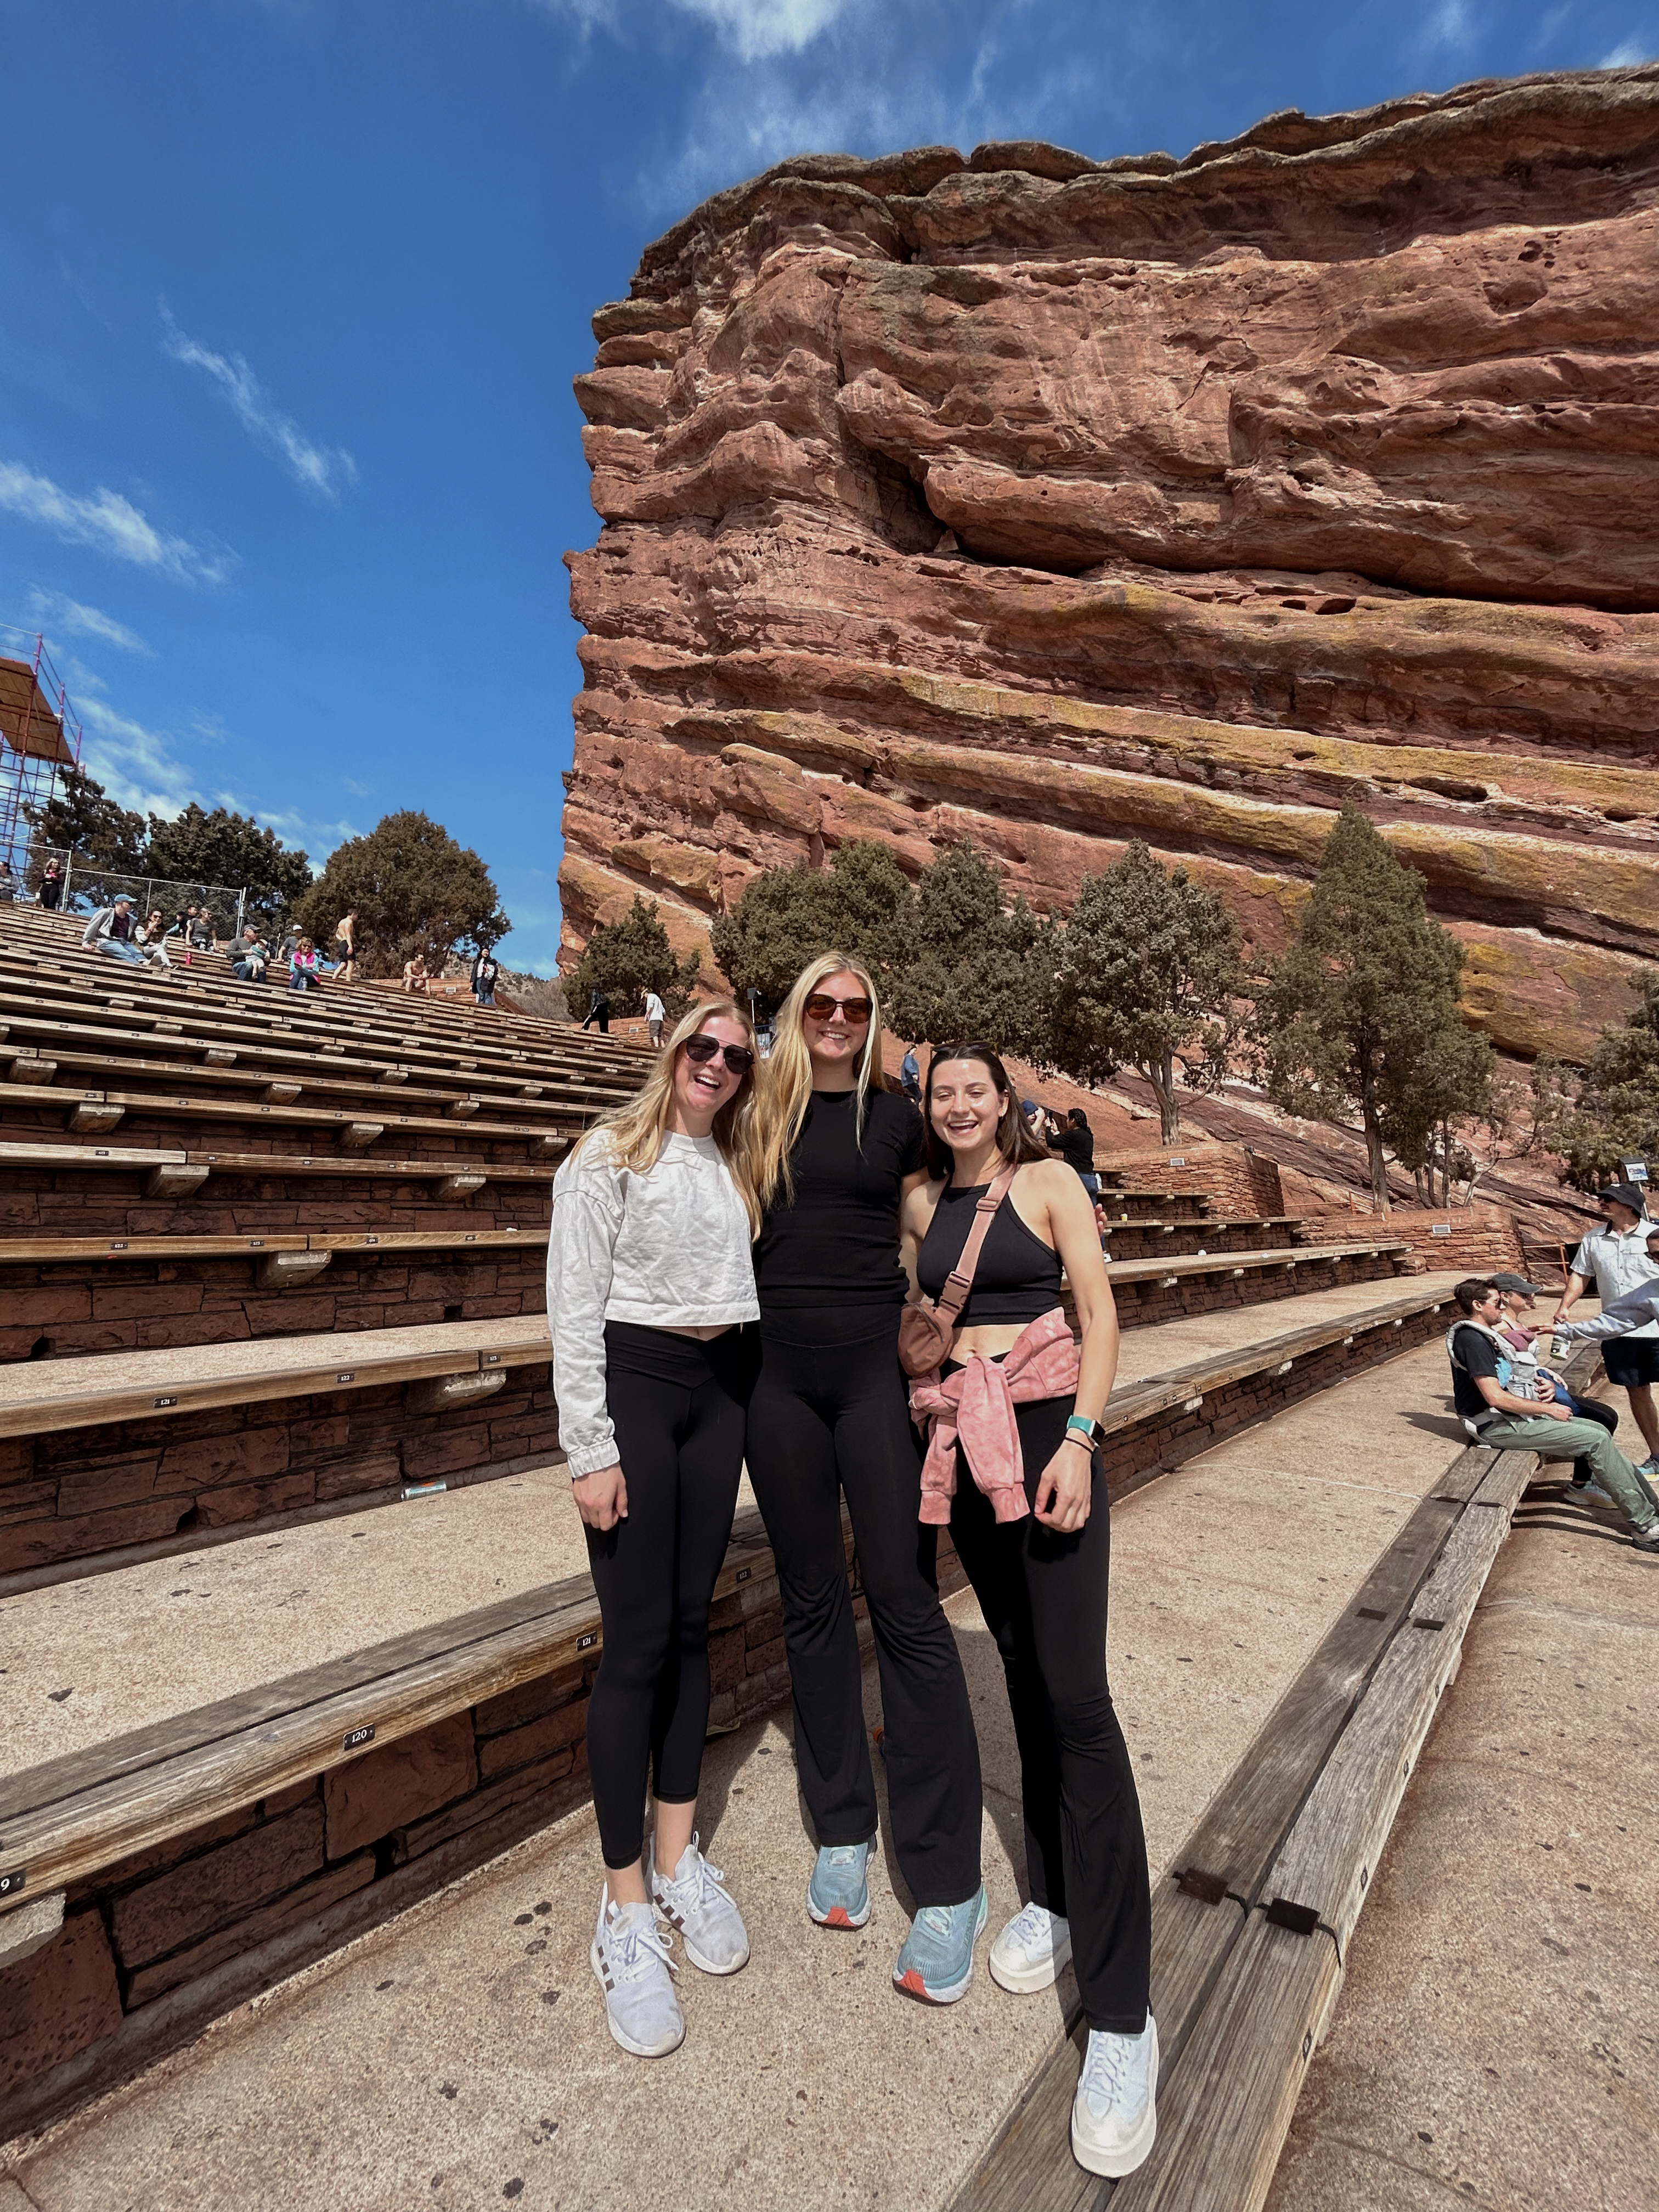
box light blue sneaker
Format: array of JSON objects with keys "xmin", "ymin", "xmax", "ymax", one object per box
[
  {"xmin": 808, "ymin": 1840, "xmax": 873, "ymax": 1930},
  {"xmin": 893, "ymin": 1885, "xmax": 988, "ymax": 2004}
]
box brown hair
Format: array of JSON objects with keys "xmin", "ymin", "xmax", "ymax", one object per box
[
  {"xmin": 1452, "ymin": 1277, "xmax": 1498, "ymax": 1315},
  {"xmin": 922, "ymin": 1042, "xmax": 1053, "ymax": 1182}
]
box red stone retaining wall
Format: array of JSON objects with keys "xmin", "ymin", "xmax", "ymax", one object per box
[
  {"xmin": 1103, "ymin": 1144, "xmax": 1288, "ymax": 1223},
  {"xmin": 0, "ymin": 1366, "xmax": 561, "ymax": 1581},
  {"xmin": 0, "ymin": 1249, "xmax": 545, "ymax": 1365},
  {"xmin": 1296, "ymin": 1204, "xmax": 1525, "ymax": 1275}
]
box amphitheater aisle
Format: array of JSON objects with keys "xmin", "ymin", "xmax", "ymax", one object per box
[
  {"xmin": 1265, "ymin": 1406, "xmax": 1659, "ymax": 2212},
  {"xmin": 7, "ymin": 1317, "xmax": 1479, "ymax": 2212}
]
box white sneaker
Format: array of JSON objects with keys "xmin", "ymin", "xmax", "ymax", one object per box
[
  {"xmin": 989, "ymin": 1900, "xmax": 1073, "ymax": 1994},
  {"xmin": 650, "ymin": 1833, "xmax": 751, "ymax": 1976},
  {"xmin": 590, "ymin": 1884, "xmax": 684, "ymax": 2057},
  {"xmin": 1579, "ymin": 1481, "xmax": 1617, "ymax": 1507},
  {"xmin": 1071, "ymin": 2015, "xmax": 1159, "ymax": 2178}
]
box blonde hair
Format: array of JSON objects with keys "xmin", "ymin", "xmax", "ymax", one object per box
[
  {"xmin": 754, "ymin": 952, "xmax": 887, "ymax": 1209},
  {"xmin": 572, "ymin": 998, "xmax": 765, "ymax": 1234}
]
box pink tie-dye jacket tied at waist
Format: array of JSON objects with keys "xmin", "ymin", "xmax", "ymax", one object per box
[{"xmin": 910, "ymin": 1307, "xmax": 1081, "ymax": 1526}]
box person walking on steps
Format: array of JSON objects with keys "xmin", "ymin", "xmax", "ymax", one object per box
[
  {"xmin": 334, "ymin": 911, "xmax": 357, "ymax": 983},
  {"xmin": 1553, "ymin": 1184, "xmax": 1659, "ymax": 1484},
  {"xmin": 902, "ymin": 1041, "xmax": 1157, "ymax": 2178},
  {"xmin": 645, "ymin": 988, "xmax": 665, "ymax": 1048},
  {"xmin": 1447, "ymin": 1279, "xmax": 1659, "ymax": 1553},
  {"xmin": 38, "ymin": 859, "xmax": 63, "ymax": 910},
  {"xmin": 581, "ymin": 986, "xmax": 612, "ymax": 1034},
  {"xmin": 546, "ymin": 998, "xmax": 765, "ymax": 2058},
  {"xmin": 471, "ymin": 947, "xmax": 501, "ymax": 1007},
  {"xmin": 746, "ymin": 953, "xmax": 986, "ymax": 2005}
]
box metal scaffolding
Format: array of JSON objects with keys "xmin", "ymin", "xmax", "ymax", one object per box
[{"xmin": 0, "ymin": 624, "xmax": 82, "ymax": 883}]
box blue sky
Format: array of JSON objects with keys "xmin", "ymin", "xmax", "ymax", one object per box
[{"xmin": 1, "ymin": 1, "xmax": 1652, "ymax": 971}]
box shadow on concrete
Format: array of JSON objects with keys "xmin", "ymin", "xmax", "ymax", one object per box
[{"xmin": 1400, "ymin": 1410, "xmax": 1472, "ymax": 1443}]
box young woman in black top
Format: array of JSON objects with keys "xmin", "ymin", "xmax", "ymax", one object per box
[
  {"xmin": 901, "ymin": 1043, "xmax": 1155, "ymax": 2180},
  {"xmin": 747, "ymin": 953, "xmax": 986, "ymax": 2004}
]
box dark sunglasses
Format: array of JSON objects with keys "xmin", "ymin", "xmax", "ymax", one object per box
[
  {"xmin": 803, "ymin": 991, "xmax": 873, "ymax": 1024},
  {"xmin": 681, "ymin": 1034, "xmax": 755, "ymax": 1076}
]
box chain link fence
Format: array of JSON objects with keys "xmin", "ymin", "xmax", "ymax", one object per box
[{"xmin": 7, "ymin": 843, "xmax": 247, "ymax": 947}]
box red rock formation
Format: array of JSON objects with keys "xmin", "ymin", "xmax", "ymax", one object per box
[{"xmin": 562, "ymin": 69, "xmax": 1659, "ymax": 1060}]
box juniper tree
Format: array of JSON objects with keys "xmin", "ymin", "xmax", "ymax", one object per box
[
  {"xmin": 1255, "ymin": 805, "xmax": 1477, "ymax": 1214},
  {"xmin": 568, "ymin": 895, "xmax": 703, "ymax": 1019},
  {"xmin": 1047, "ymin": 842, "xmax": 1245, "ymax": 1144},
  {"xmin": 146, "ymin": 804, "xmax": 312, "ymax": 935},
  {"xmin": 881, "ymin": 842, "xmax": 1049, "ymax": 1059},
  {"xmin": 1536, "ymin": 972, "xmax": 1659, "ymax": 1189},
  {"xmin": 710, "ymin": 839, "xmax": 912, "ymax": 1008},
  {"xmin": 296, "ymin": 810, "xmax": 506, "ymax": 977}
]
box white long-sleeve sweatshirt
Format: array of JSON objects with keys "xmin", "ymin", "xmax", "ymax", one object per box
[{"xmin": 545, "ymin": 1128, "xmax": 759, "ymax": 1476}]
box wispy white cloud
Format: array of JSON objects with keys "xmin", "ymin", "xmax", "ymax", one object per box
[
  {"xmin": 341, "ymin": 775, "xmax": 373, "ymax": 797},
  {"xmin": 669, "ymin": 0, "xmax": 849, "ymax": 61},
  {"xmin": 1602, "ymin": 35, "xmax": 1657, "ymax": 65},
  {"xmin": 0, "ymin": 462, "xmax": 229, "ymax": 583},
  {"xmin": 1423, "ymin": 0, "xmax": 1477, "ymax": 45},
  {"xmin": 72, "ymin": 688, "xmax": 202, "ymax": 819},
  {"xmin": 160, "ymin": 303, "xmax": 357, "ymax": 501},
  {"xmin": 25, "ymin": 588, "xmax": 151, "ymax": 656}
]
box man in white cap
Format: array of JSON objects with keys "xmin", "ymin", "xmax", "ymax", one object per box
[{"xmin": 1554, "ymin": 1186, "xmax": 1659, "ymax": 1477}]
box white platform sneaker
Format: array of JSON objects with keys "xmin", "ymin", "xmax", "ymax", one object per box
[
  {"xmin": 989, "ymin": 1901, "xmax": 1073, "ymax": 1993},
  {"xmin": 1071, "ymin": 2014, "xmax": 1159, "ymax": 2178},
  {"xmin": 650, "ymin": 1834, "xmax": 751, "ymax": 1975},
  {"xmin": 590, "ymin": 1883, "xmax": 684, "ymax": 2057}
]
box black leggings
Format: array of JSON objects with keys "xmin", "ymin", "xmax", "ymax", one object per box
[
  {"xmin": 746, "ymin": 1306, "xmax": 983, "ymax": 1908},
  {"xmin": 947, "ymin": 1386, "xmax": 1152, "ymax": 2034},
  {"xmin": 583, "ymin": 1321, "xmax": 757, "ymax": 1871}
]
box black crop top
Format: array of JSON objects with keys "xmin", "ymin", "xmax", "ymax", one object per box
[
  {"xmin": 755, "ymin": 1087, "xmax": 925, "ymax": 1308},
  {"xmin": 917, "ymin": 1181, "xmax": 1064, "ymax": 1327}
]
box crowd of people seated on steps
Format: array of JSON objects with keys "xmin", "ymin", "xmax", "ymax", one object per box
[{"xmin": 1444, "ymin": 1187, "xmax": 1659, "ymax": 1555}]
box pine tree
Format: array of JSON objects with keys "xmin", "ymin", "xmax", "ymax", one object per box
[
  {"xmin": 567, "ymin": 896, "xmax": 703, "ymax": 1019},
  {"xmin": 1255, "ymin": 805, "xmax": 1476, "ymax": 1214},
  {"xmin": 1047, "ymin": 842, "xmax": 1245, "ymax": 1143},
  {"xmin": 24, "ymin": 767, "xmax": 148, "ymax": 878}
]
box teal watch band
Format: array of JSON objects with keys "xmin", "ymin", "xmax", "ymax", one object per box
[{"xmin": 1065, "ymin": 1414, "xmax": 1103, "ymax": 1451}]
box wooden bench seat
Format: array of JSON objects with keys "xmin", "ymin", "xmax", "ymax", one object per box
[
  {"xmin": 0, "ymin": 1227, "xmax": 539, "ymax": 1263},
  {"xmin": 0, "ymin": 1313, "xmax": 551, "ymax": 1438},
  {"xmin": 0, "ymin": 1076, "xmax": 572, "ymax": 1152},
  {"xmin": 0, "ymin": 988, "xmax": 641, "ymax": 1111},
  {"xmin": 0, "ymin": 1135, "xmax": 555, "ymax": 1193},
  {"xmin": 0, "ymin": 947, "xmax": 650, "ymax": 1080}
]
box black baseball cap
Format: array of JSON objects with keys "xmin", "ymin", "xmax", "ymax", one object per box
[
  {"xmin": 1598, "ymin": 1182, "xmax": 1649, "ymax": 1216},
  {"xmin": 1489, "ymin": 1273, "xmax": 1544, "ymax": 1295}
]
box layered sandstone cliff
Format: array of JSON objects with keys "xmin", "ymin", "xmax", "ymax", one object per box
[{"xmin": 562, "ymin": 67, "xmax": 1659, "ymax": 1059}]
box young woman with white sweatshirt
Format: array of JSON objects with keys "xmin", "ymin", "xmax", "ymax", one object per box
[{"xmin": 546, "ymin": 997, "xmax": 764, "ymax": 2058}]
